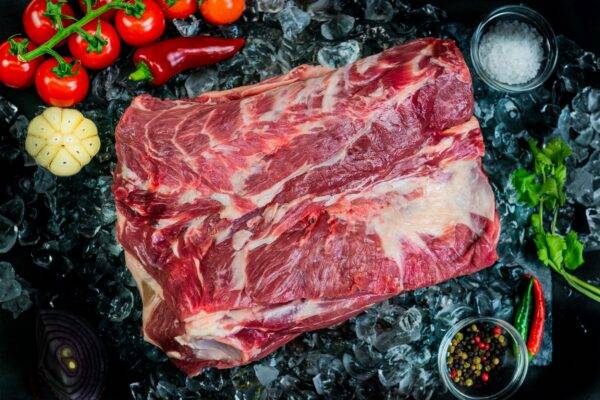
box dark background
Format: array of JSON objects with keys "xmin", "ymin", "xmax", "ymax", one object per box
[{"xmin": 1, "ymin": 1, "xmax": 599, "ymax": 399}]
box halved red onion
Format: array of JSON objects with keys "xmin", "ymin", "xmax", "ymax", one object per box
[{"xmin": 36, "ymin": 310, "xmax": 106, "ymax": 400}]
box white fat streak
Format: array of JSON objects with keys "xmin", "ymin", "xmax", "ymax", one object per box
[
  {"xmin": 230, "ymin": 162, "xmax": 263, "ymax": 192},
  {"xmin": 229, "ymin": 251, "xmax": 248, "ymax": 291},
  {"xmin": 210, "ymin": 193, "xmax": 243, "ymax": 220},
  {"xmin": 179, "ymin": 188, "xmax": 201, "ymax": 204},
  {"xmin": 232, "ymin": 229, "xmax": 252, "ymax": 250},
  {"xmin": 344, "ymin": 159, "xmax": 495, "ymax": 268},
  {"xmin": 125, "ymin": 251, "xmax": 164, "ymax": 347},
  {"xmin": 322, "ymin": 70, "xmax": 342, "ymax": 112},
  {"xmin": 355, "ymin": 52, "xmax": 381, "ymax": 75},
  {"xmin": 259, "ymin": 90, "xmax": 291, "ymax": 122},
  {"xmin": 166, "ymin": 351, "xmax": 183, "ymax": 359},
  {"xmin": 175, "ymin": 336, "xmax": 242, "ymax": 361}
]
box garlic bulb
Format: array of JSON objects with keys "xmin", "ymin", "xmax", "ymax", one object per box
[{"xmin": 25, "ymin": 107, "xmax": 100, "ymax": 176}]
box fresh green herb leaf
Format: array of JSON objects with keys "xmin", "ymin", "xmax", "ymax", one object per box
[
  {"xmin": 564, "ymin": 231, "xmax": 585, "ymax": 270},
  {"xmin": 511, "ymin": 168, "xmax": 540, "ymax": 207},
  {"xmin": 542, "ymin": 137, "xmax": 572, "ymax": 165},
  {"xmin": 531, "ymin": 213, "xmax": 543, "ymax": 234},
  {"xmin": 528, "ymin": 139, "xmax": 553, "ymax": 176},
  {"xmin": 513, "ymin": 137, "xmax": 600, "ymax": 302},
  {"xmin": 534, "ymin": 232, "xmax": 566, "ymax": 270}
]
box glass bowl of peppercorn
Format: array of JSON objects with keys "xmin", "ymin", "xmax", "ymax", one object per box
[{"xmin": 437, "ymin": 317, "xmax": 529, "ymax": 400}]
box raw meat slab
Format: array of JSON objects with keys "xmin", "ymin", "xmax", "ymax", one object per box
[{"xmin": 112, "ymin": 38, "xmax": 500, "ymax": 376}]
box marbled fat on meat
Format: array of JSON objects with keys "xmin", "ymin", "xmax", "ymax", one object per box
[{"xmin": 112, "ymin": 38, "xmax": 500, "ymax": 376}]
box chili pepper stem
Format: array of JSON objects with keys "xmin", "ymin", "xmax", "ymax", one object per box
[{"xmin": 129, "ymin": 62, "xmax": 154, "ymax": 83}]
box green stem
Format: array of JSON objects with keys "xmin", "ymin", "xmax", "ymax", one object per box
[
  {"xmin": 129, "ymin": 62, "xmax": 154, "ymax": 83},
  {"xmin": 45, "ymin": 47, "xmax": 67, "ymax": 66},
  {"xmin": 538, "ymin": 199, "xmax": 544, "ymax": 232},
  {"xmin": 20, "ymin": 0, "xmax": 125, "ymax": 62},
  {"xmin": 563, "ymin": 271, "xmax": 600, "ymax": 296},
  {"xmin": 563, "ymin": 274, "xmax": 600, "ymax": 302},
  {"xmin": 551, "ymin": 208, "xmax": 558, "ymax": 235}
]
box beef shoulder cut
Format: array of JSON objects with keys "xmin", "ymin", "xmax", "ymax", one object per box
[{"xmin": 112, "ymin": 37, "xmax": 500, "ymax": 376}]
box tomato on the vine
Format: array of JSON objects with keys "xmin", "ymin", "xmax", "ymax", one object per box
[
  {"xmin": 0, "ymin": 37, "xmax": 43, "ymax": 89},
  {"xmin": 23, "ymin": 0, "xmax": 76, "ymax": 45},
  {"xmin": 158, "ymin": 0, "xmax": 196, "ymax": 19},
  {"xmin": 35, "ymin": 57, "xmax": 90, "ymax": 107},
  {"xmin": 68, "ymin": 20, "xmax": 121, "ymax": 70},
  {"xmin": 115, "ymin": 0, "xmax": 166, "ymax": 47},
  {"xmin": 199, "ymin": 0, "xmax": 245, "ymax": 25},
  {"xmin": 77, "ymin": 0, "xmax": 117, "ymax": 21}
]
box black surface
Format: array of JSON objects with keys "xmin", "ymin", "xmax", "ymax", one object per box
[{"xmin": 1, "ymin": 1, "xmax": 599, "ymax": 399}]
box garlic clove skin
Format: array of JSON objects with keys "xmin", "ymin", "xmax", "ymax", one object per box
[
  {"xmin": 25, "ymin": 107, "xmax": 100, "ymax": 176},
  {"xmin": 49, "ymin": 148, "xmax": 83, "ymax": 176},
  {"xmin": 42, "ymin": 107, "xmax": 62, "ymax": 131}
]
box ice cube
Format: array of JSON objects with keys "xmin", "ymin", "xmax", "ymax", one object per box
[
  {"xmin": 568, "ymin": 161, "xmax": 595, "ymax": 207},
  {"xmin": 185, "ymin": 69, "xmax": 219, "ymax": 98},
  {"xmin": 107, "ymin": 285, "xmax": 134, "ymax": 322},
  {"xmin": 590, "ymin": 111, "xmax": 600, "ymax": 133},
  {"xmin": 33, "ymin": 167, "xmax": 56, "ymax": 194},
  {"xmin": 0, "ymin": 95, "xmax": 18, "ymax": 124},
  {"xmin": 572, "ymin": 86, "xmax": 600, "ymax": 114},
  {"xmin": 0, "ymin": 197, "xmax": 25, "ymax": 226},
  {"xmin": 1, "ymin": 291, "xmax": 32, "ymax": 318},
  {"xmin": 494, "ymin": 98, "xmax": 522, "ymax": 132},
  {"xmin": 570, "ymin": 110, "xmax": 591, "ymax": 134},
  {"xmin": 254, "ymin": 364, "xmax": 279, "ymax": 386},
  {"xmin": 173, "ymin": 15, "xmax": 201, "ymax": 37},
  {"xmin": 317, "ymin": 40, "xmax": 360, "ymax": 68},
  {"xmin": 257, "ymin": 0, "xmax": 285, "ymax": 13},
  {"xmin": 364, "ymin": 0, "xmax": 394, "ymax": 22},
  {"xmin": 9, "ymin": 115, "xmax": 29, "ymax": 140},
  {"xmin": 0, "ymin": 216, "xmax": 17, "ymax": 254},
  {"xmin": 278, "ymin": 4, "xmax": 311, "ymax": 39},
  {"xmin": 321, "ymin": 14, "xmax": 355, "ymax": 40},
  {"xmin": 0, "ymin": 262, "xmax": 21, "ymax": 302},
  {"xmin": 398, "ymin": 306, "xmax": 422, "ymax": 334}
]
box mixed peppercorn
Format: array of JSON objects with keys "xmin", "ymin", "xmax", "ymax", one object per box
[{"xmin": 446, "ymin": 323, "xmax": 508, "ymax": 387}]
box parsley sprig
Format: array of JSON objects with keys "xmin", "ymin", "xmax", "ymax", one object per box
[{"xmin": 512, "ymin": 138, "xmax": 600, "ymax": 302}]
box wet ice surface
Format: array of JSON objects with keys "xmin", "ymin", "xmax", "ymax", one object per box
[{"xmin": 0, "ymin": 1, "xmax": 599, "ymax": 398}]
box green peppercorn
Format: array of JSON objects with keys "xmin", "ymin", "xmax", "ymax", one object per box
[
  {"xmin": 456, "ymin": 332, "xmax": 463, "ymax": 341},
  {"xmin": 465, "ymin": 378, "xmax": 473, "ymax": 387},
  {"xmin": 475, "ymin": 370, "xmax": 481, "ymax": 377},
  {"xmin": 473, "ymin": 356, "xmax": 481, "ymax": 365}
]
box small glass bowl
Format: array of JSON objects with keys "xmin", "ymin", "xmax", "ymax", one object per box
[
  {"xmin": 437, "ymin": 317, "xmax": 529, "ymax": 400},
  {"xmin": 470, "ymin": 5, "xmax": 558, "ymax": 93}
]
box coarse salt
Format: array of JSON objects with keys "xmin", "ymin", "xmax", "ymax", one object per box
[{"xmin": 478, "ymin": 20, "xmax": 544, "ymax": 85}]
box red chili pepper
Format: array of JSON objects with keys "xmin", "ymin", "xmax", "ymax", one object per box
[
  {"xmin": 129, "ymin": 36, "xmax": 245, "ymax": 86},
  {"xmin": 527, "ymin": 276, "xmax": 545, "ymax": 360}
]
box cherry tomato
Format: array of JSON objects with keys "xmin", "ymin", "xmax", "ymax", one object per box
[
  {"xmin": 0, "ymin": 37, "xmax": 43, "ymax": 89},
  {"xmin": 158, "ymin": 0, "xmax": 196, "ymax": 19},
  {"xmin": 23, "ymin": 0, "xmax": 76, "ymax": 45},
  {"xmin": 35, "ymin": 57, "xmax": 90, "ymax": 107},
  {"xmin": 68, "ymin": 20, "xmax": 121, "ymax": 70},
  {"xmin": 77, "ymin": 0, "xmax": 117, "ymax": 21},
  {"xmin": 199, "ymin": 0, "xmax": 245, "ymax": 25},
  {"xmin": 115, "ymin": 0, "xmax": 166, "ymax": 47}
]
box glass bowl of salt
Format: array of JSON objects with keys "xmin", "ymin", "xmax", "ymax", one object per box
[{"xmin": 470, "ymin": 5, "xmax": 558, "ymax": 93}]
